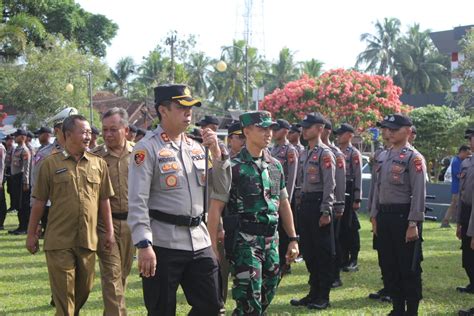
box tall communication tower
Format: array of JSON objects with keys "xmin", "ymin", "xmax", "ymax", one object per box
[{"xmin": 234, "ymin": 0, "xmax": 266, "ymax": 56}]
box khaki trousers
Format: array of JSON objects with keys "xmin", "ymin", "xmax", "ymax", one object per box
[
  {"xmin": 45, "ymin": 247, "xmax": 95, "ymax": 316},
  {"xmin": 97, "ymin": 218, "xmax": 134, "ymax": 316}
]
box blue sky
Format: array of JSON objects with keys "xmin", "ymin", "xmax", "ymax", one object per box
[{"xmin": 77, "ymin": 0, "xmax": 473, "ymax": 71}]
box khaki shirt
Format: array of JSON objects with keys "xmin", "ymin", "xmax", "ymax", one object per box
[
  {"xmin": 328, "ymin": 144, "xmax": 346, "ymax": 213},
  {"xmin": 458, "ymin": 156, "xmax": 474, "ymax": 225},
  {"xmin": 371, "ymin": 145, "xmax": 426, "ymax": 221},
  {"xmin": 127, "ymin": 125, "xmax": 231, "ymax": 251},
  {"xmin": 32, "ymin": 150, "xmax": 114, "ymax": 251},
  {"xmin": 340, "ymin": 145, "xmax": 363, "ymax": 201},
  {"xmin": 271, "ymin": 140, "xmax": 298, "ymax": 201},
  {"xmin": 11, "ymin": 144, "xmax": 31, "ymax": 185},
  {"xmin": 298, "ymin": 142, "xmax": 335, "ymax": 212},
  {"xmin": 92, "ymin": 141, "xmax": 134, "ymax": 214}
]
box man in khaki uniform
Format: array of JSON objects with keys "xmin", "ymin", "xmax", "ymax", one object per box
[
  {"xmin": 26, "ymin": 114, "xmax": 115, "ymax": 316},
  {"xmin": 92, "ymin": 107, "xmax": 134, "ymax": 315}
]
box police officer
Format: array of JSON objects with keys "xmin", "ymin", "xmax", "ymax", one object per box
[
  {"xmin": 271, "ymin": 118, "xmax": 298, "ymax": 271},
  {"xmin": 135, "ymin": 128, "xmax": 147, "ymax": 142},
  {"xmin": 0, "ymin": 141, "xmax": 6, "ymax": 230},
  {"xmin": 227, "ymin": 121, "xmax": 245, "ymax": 158},
  {"xmin": 8, "ymin": 129, "xmax": 31, "ymax": 235},
  {"xmin": 4, "ymin": 134, "xmax": 15, "ymax": 212},
  {"xmin": 127, "ymin": 84, "xmax": 231, "ymax": 315},
  {"xmin": 35, "ymin": 126, "xmax": 53, "ymax": 149},
  {"xmin": 335, "ymin": 123, "xmax": 362, "ymax": 271},
  {"xmin": 197, "ymin": 115, "xmax": 220, "ymax": 132},
  {"xmin": 288, "ymin": 123, "xmax": 305, "ymax": 157},
  {"xmin": 92, "ymin": 107, "xmax": 135, "ymax": 315},
  {"xmin": 368, "ymin": 119, "xmax": 392, "ymax": 302},
  {"xmin": 409, "ymin": 125, "xmax": 417, "ymax": 145},
  {"xmin": 456, "ymin": 128, "xmax": 474, "ymax": 294},
  {"xmin": 370, "ymin": 114, "xmax": 426, "ymax": 316},
  {"xmin": 322, "ymin": 119, "xmax": 346, "ymax": 288},
  {"xmin": 89, "ymin": 125, "xmax": 100, "ymax": 149},
  {"xmin": 127, "ymin": 125, "xmax": 138, "ymax": 142},
  {"xmin": 26, "ymin": 114, "xmax": 115, "ymax": 315},
  {"xmin": 208, "ymin": 111, "xmax": 299, "ymax": 315},
  {"xmin": 290, "ymin": 113, "xmax": 336, "ymax": 310}
]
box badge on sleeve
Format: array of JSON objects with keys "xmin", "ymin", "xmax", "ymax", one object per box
[
  {"xmin": 323, "ymin": 154, "xmax": 332, "ymax": 169},
  {"xmin": 134, "ymin": 150, "xmax": 146, "ymax": 166},
  {"xmin": 288, "ymin": 151, "xmax": 295, "ymax": 163},
  {"xmin": 354, "ymin": 154, "xmax": 360, "ymax": 165},
  {"xmin": 413, "ymin": 157, "xmax": 423, "ymax": 173},
  {"xmin": 336, "ymin": 156, "xmax": 345, "ymax": 169}
]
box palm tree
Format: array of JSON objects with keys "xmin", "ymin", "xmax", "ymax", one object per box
[
  {"xmin": 356, "ymin": 17, "xmax": 401, "ymax": 77},
  {"xmin": 300, "ymin": 58, "xmax": 324, "ymax": 77},
  {"xmin": 185, "ymin": 52, "xmax": 212, "ymax": 99},
  {"xmin": 394, "ymin": 24, "xmax": 450, "ymax": 94},
  {"xmin": 264, "ymin": 47, "xmax": 299, "ymax": 93},
  {"xmin": 108, "ymin": 57, "xmax": 135, "ymax": 96}
]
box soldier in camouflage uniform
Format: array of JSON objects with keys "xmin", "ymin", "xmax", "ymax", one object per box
[{"xmin": 208, "ymin": 111, "xmax": 299, "ymax": 316}]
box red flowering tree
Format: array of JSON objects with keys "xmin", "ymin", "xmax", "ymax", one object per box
[{"xmin": 260, "ymin": 69, "xmax": 410, "ymax": 131}]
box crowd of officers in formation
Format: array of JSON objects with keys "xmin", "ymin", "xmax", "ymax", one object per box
[{"xmin": 0, "ymin": 83, "xmax": 473, "ymax": 316}]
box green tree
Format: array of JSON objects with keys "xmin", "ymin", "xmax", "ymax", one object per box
[
  {"xmin": 409, "ymin": 105, "xmax": 462, "ymax": 174},
  {"xmin": 265, "ymin": 47, "xmax": 299, "ymax": 92},
  {"xmin": 452, "ymin": 29, "xmax": 474, "ymax": 113},
  {"xmin": 356, "ymin": 17, "xmax": 401, "ymax": 76},
  {"xmin": 394, "ymin": 24, "xmax": 450, "ymax": 94},
  {"xmin": 2, "ymin": 0, "xmax": 118, "ymax": 57},
  {"xmin": 300, "ymin": 58, "xmax": 324, "ymax": 78},
  {"xmin": 0, "ymin": 37, "xmax": 108, "ymax": 128},
  {"xmin": 185, "ymin": 51, "xmax": 212, "ymax": 99},
  {"xmin": 107, "ymin": 57, "xmax": 135, "ymax": 97}
]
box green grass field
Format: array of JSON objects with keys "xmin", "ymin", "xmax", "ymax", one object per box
[{"xmin": 0, "ymin": 209, "xmax": 470, "ymax": 315}]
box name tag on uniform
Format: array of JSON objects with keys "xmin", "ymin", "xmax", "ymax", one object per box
[{"xmin": 55, "ymin": 168, "xmax": 67, "ymax": 174}]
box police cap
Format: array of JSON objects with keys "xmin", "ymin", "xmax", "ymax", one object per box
[
  {"xmin": 299, "ymin": 113, "xmax": 326, "ymax": 128},
  {"xmin": 154, "ymin": 84, "xmax": 201, "ymax": 107},
  {"xmin": 334, "ymin": 123, "xmax": 355, "ymax": 135},
  {"xmin": 35, "ymin": 126, "xmax": 53, "ymax": 135},
  {"xmin": 274, "ymin": 119, "xmax": 291, "ymax": 130},
  {"xmin": 12, "ymin": 129, "xmax": 27, "ymax": 137},
  {"xmin": 227, "ymin": 122, "xmax": 243, "ymax": 136},
  {"xmin": 196, "ymin": 115, "xmax": 219, "ymax": 126},
  {"xmin": 289, "ymin": 124, "xmax": 302, "ymax": 133},
  {"xmin": 378, "ymin": 114, "xmax": 413, "ymax": 130}
]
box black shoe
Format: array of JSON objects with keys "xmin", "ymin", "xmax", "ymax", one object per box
[
  {"xmin": 307, "ymin": 299, "xmax": 330, "ymax": 310},
  {"xmin": 380, "ymin": 295, "xmax": 392, "ymax": 303},
  {"xmin": 369, "ymin": 288, "xmax": 385, "ymax": 299},
  {"xmin": 458, "ymin": 307, "xmax": 474, "ymax": 316},
  {"xmin": 8, "ymin": 228, "xmax": 19, "ymax": 234},
  {"xmin": 457, "ymin": 285, "xmax": 474, "ymax": 294},
  {"xmin": 13, "ymin": 230, "xmax": 27, "ymax": 235},
  {"xmin": 332, "ymin": 279, "xmax": 343, "ymax": 288},
  {"xmin": 0, "ymin": 226, "xmax": 4, "ymax": 230},
  {"xmin": 290, "ymin": 295, "xmax": 315, "ymax": 307},
  {"xmin": 388, "ymin": 310, "xmax": 404, "ymax": 316}
]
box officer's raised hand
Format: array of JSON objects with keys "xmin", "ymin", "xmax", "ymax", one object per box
[
  {"xmin": 201, "ymin": 128, "xmax": 221, "ymax": 158},
  {"xmin": 319, "ymin": 212, "xmax": 331, "ymax": 227},
  {"xmin": 138, "ymin": 245, "xmax": 157, "ymax": 278}
]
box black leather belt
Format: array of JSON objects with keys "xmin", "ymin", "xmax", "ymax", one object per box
[
  {"xmin": 379, "ymin": 204, "xmax": 411, "ymax": 214},
  {"xmin": 149, "ymin": 209, "xmax": 203, "ymax": 227},
  {"xmin": 240, "ymin": 221, "xmax": 277, "ymax": 237},
  {"xmin": 112, "ymin": 212, "xmax": 128, "ymax": 220}
]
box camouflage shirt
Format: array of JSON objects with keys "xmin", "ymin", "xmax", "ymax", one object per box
[{"xmin": 227, "ymin": 147, "xmax": 288, "ymax": 226}]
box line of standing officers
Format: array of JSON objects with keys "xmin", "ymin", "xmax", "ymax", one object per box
[{"xmin": 18, "ymin": 81, "xmax": 433, "ymax": 316}]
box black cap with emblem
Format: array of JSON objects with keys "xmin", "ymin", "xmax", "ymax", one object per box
[
  {"xmin": 289, "ymin": 123, "xmax": 302, "ymax": 133},
  {"xmin": 334, "ymin": 123, "xmax": 355, "ymax": 135},
  {"xmin": 274, "ymin": 119, "xmax": 291, "ymax": 130},
  {"xmin": 227, "ymin": 122, "xmax": 243, "ymax": 136},
  {"xmin": 378, "ymin": 114, "xmax": 413, "ymax": 129},
  {"xmin": 154, "ymin": 84, "xmax": 201, "ymax": 107},
  {"xmin": 12, "ymin": 129, "xmax": 27, "ymax": 137},
  {"xmin": 323, "ymin": 119, "xmax": 333, "ymax": 130},
  {"xmin": 196, "ymin": 115, "xmax": 219, "ymax": 127},
  {"xmin": 299, "ymin": 113, "xmax": 326, "ymax": 128}
]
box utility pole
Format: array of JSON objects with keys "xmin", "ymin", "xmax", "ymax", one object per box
[{"xmin": 166, "ymin": 31, "xmax": 177, "ymax": 82}]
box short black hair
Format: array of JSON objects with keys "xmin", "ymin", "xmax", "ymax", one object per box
[
  {"xmin": 155, "ymin": 100, "xmax": 173, "ymax": 121},
  {"xmin": 459, "ymin": 145, "xmax": 471, "ymax": 153},
  {"xmin": 62, "ymin": 115, "xmax": 88, "ymax": 139}
]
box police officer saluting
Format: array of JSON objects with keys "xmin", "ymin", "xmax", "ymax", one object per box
[
  {"xmin": 290, "ymin": 113, "xmax": 336, "ymax": 310},
  {"xmin": 370, "ymin": 114, "xmax": 426, "ymax": 316},
  {"xmin": 208, "ymin": 111, "xmax": 299, "ymax": 315},
  {"xmin": 127, "ymin": 84, "xmax": 231, "ymax": 315}
]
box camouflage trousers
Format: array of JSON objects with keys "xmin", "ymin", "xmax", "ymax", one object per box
[{"xmin": 230, "ymin": 233, "xmax": 280, "ymax": 316}]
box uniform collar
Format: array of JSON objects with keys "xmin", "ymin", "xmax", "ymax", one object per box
[
  {"xmin": 239, "ymin": 146, "xmax": 272, "ymax": 164},
  {"xmin": 102, "ymin": 141, "xmax": 134, "ymax": 157},
  {"xmin": 61, "ymin": 149, "xmax": 91, "ymax": 161}
]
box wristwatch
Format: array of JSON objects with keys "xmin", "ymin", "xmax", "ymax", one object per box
[
  {"xmin": 321, "ymin": 210, "xmax": 330, "ymax": 216},
  {"xmin": 288, "ymin": 235, "xmax": 300, "ymax": 243},
  {"xmin": 408, "ymin": 221, "xmax": 418, "ymax": 227},
  {"xmin": 135, "ymin": 239, "xmax": 152, "ymax": 249}
]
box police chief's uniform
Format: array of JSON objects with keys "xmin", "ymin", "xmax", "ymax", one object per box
[
  {"xmin": 371, "ymin": 114, "xmax": 426, "ymax": 315},
  {"xmin": 33, "ymin": 150, "xmax": 114, "ymax": 315},
  {"xmin": 92, "ymin": 142, "xmax": 135, "ymax": 315},
  {"xmin": 127, "ymin": 84, "xmax": 231, "ymax": 316}
]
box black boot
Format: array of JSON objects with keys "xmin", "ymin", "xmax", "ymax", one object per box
[
  {"xmin": 406, "ymin": 300, "xmax": 419, "ymax": 316},
  {"xmin": 388, "ymin": 297, "xmax": 405, "ymax": 316}
]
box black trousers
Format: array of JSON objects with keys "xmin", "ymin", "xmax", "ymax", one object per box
[
  {"xmin": 333, "ymin": 217, "xmax": 343, "ymax": 280},
  {"xmin": 373, "ymin": 234, "xmax": 389, "ymax": 292},
  {"xmin": 377, "ymin": 207, "xmax": 422, "ymax": 303},
  {"xmin": 299, "ymin": 194, "xmax": 334, "ymax": 301},
  {"xmin": 142, "ymin": 246, "xmax": 223, "ymax": 316},
  {"xmin": 0, "ymin": 186, "xmax": 7, "ymax": 226},
  {"xmin": 340, "ymin": 192, "xmax": 361, "ymax": 265},
  {"xmin": 9, "ymin": 173, "xmax": 21, "ymax": 212},
  {"xmin": 460, "ymin": 203, "xmax": 474, "ymax": 285}
]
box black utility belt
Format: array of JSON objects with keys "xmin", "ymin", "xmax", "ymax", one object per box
[
  {"xmin": 149, "ymin": 209, "xmax": 203, "ymax": 227},
  {"xmin": 379, "ymin": 204, "xmax": 411, "ymax": 214},
  {"xmin": 240, "ymin": 221, "xmax": 277, "ymax": 237},
  {"xmin": 112, "ymin": 212, "xmax": 128, "ymax": 220},
  {"xmin": 301, "ymin": 192, "xmax": 323, "ymax": 201}
]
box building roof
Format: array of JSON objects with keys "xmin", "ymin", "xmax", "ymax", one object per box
[{"xmin": 429, "ymin": 25, "xmax": 474, "ymax": 54}]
